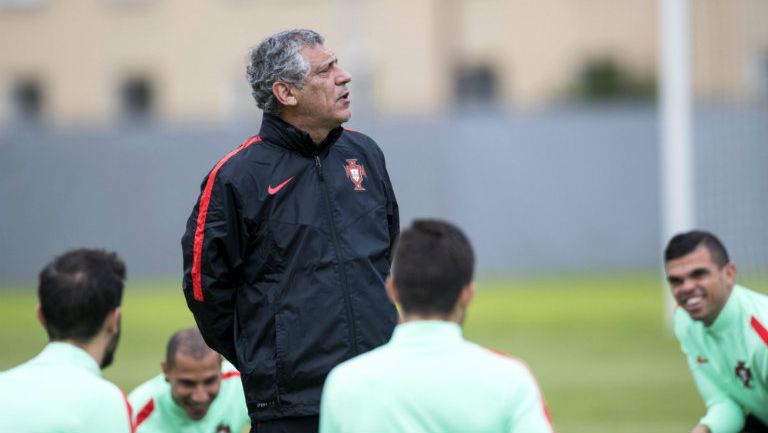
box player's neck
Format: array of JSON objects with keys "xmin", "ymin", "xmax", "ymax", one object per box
[
  {"xmin": 53, "ymin": 334, "xmax": 108, "ymax": 368},
  {"xmin": 401, "ymin": 310, "xmax": 464, "ymax": 325}
]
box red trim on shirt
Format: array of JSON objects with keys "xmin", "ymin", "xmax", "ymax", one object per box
[
  {"xmin": 751, "ymin": 316, "xmax": 768, "ymax": 345},
  {"xmin": 485, "ymin": 347, "xmax": 556, "ymax": 431},
  {"xmin": 192, "ymin": 136, "xmax": 261, "ymax": 302},
  {"xmin": 222, "ymin": 371, "xmax": 241, "ymax": 380},
  {"xmin": 121, "ymin": 389, "xmax": 136, "ymax": 433},
  {"xmin": 135, "ymin": 398, "xmax": 155, "ymax": 429}
]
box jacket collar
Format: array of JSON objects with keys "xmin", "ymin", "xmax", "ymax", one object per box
[{"xmin": 258, "ymin": 114, "xmax": 344, "ymax": 157}]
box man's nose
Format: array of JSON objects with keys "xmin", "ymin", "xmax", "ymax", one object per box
[
  {"xmin": 678, "ymin": 278, "xmax": 697, "ymax": 293},
  {"xmin": 336, "ymin": 67, "xmax": 352, "ymax": 85},
  {"xmin": 191, "ymin": 386, "xmax": 208, "ymax": 403}
]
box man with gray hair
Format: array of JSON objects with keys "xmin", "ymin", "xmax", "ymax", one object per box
[{"xmin": 182, "ymin": 29, "xmax": 399, "ymax": 433}]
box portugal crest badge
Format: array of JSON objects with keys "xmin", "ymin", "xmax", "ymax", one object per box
[
  {"xmin": 344, "ymin": 159, "xmax": 366, "ymax": 191},
  {"xmin": 735, "ymin": 361, "xmax": 753, "ymax": 388}
]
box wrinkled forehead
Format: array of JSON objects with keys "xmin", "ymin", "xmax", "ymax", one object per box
[{"xmin": 300, "ymin": 44, "xmax": 336, "ymax": 69}]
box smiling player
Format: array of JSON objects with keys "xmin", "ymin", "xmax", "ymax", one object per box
[
  {"xmin": 128, "ymin": 328, "xmax": 249, "ymax": 433},
  {"xmin": 666, "ymin": 231, "xmax": 768, "ymax": 433}
]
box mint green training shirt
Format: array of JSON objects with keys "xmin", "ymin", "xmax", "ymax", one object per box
[
  {"xmin": 675, "ymin": 284, "xmax": 768, "ymax": 433},
  {"xmin": 128, "ymin": 361, "xmax": 250, "ymax": 433},
  {"xmin": 0, "ymin": 342, "xmax": 133, "ymax": 433},
  {"xmin": 320, "ymin": 321, "xmax": 554, "ymax": 433}
]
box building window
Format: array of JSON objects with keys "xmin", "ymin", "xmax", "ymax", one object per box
[
  {"xmin": 454, "ymin": 65, "xmax": 498, "ymax": 106},
  {"xmin": 120, "ymin": 77, "xmax": 153, "ymax": 120},
  {"xmin": 12, "ymin": 79, "xmax": 43, "ymax": 122}
]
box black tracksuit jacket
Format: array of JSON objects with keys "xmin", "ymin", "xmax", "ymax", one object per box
[{"xmin": 181, "ymin": 114, "xmax": 399, "ymax": 422}]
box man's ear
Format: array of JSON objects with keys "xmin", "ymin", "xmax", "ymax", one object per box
[
  {"xmin": 105, "ymin": 306, "xmax": 121, "ymax": 334},
  {"xmin": 161, "ymin": 359, "xmax": 170, "ymax": 380},
  {"xmin": 724, "ymin": 262, "xmax": 737, "ymax": 286},
  {"xmin": 272, "ymin": 81, "xmax": 298, "ymax": 107},
  {"xmin": 385, "ymin": 276, "xmax": 400, "ymax": 306},
  {"xmin": 35, "ymin": 304, "xmax": 46, "ymax": 329},
  {"xmin": 459, "ymin": 282, "xmax": 475, "ymax": 309}
]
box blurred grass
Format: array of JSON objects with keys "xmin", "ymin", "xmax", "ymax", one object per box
[{"xmin": 2, "ymin": 272, "xmax": 767, "ymax": 432}]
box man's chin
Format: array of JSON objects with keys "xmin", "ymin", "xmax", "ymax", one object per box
[{"xmin": 186, "ymin": 408, "xmax": 208, "ymax": 420}]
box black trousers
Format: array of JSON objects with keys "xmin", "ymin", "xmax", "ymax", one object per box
[
  {"xmin": 251, "ymin": 416, "xmax": 319, "ymax": 433},
  {"xmin": 744, "ymin": 414, "xmax": 768, "ymax": 433}
]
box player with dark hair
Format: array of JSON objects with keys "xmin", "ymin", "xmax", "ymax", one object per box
[
  {"xmin": 129, "ymin": 328, "xmax": 249, "ymax": 433},
  {"xmin": 320, "ymin": 219, "xmax": 554, "ymax": 433},
  {"xmin": 0, "ymin": 248, "xmax": 132, "ymax": 433},
  {"xmin": 666, "ymin": 230, "xmax": 768, "ymax": 433},
  {"xmin": 182, "ymin": 29, "xmax": 398, "ymax": 433}
]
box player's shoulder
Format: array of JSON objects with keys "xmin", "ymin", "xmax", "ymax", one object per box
[
  {"xmin": 72, "ymin": 374, "xmax": 132, "ymax": 427},
  {"xmin": 128, "ymin": 373, "xmax": 166, "ymax": 409},
  {"xmin": 219, "ymin": 363, "xmax": 245, "ymax": 394},
  {"xmin": 738, "ymin": 285, "xmax": 768, "ymax": 308},
  {"xmin": 736, "ymin": 286, "xmax": 768, "ymax": 344},
  {"xmin": 469, "ymin": 342, "xmax": 535, "ymax": 376},
  {"xmin": 462, "ymin": 343, "xmax": 546, "ymax": 401}
]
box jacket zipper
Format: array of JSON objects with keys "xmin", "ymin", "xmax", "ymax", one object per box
[{"xmin": 315, "ymin": 155, "xmax": 359, "ymax": 355}]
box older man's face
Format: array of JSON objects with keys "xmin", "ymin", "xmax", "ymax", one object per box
[{"xmin": 291, "ymin": 44, "xmax": 352, "ymax": 131}]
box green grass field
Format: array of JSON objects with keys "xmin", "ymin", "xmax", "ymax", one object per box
[{"xmin": 2, "ymin": 272, "xmax": 766, "ymax": 432}]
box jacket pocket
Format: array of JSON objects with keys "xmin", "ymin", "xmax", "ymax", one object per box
[
  {"xmin": 274, "ymin": 310, "xmax": 289, "ymax": 395},
  {"xmin": 235, "ymin": 298, "xmax": 280, "ymax": 410}
]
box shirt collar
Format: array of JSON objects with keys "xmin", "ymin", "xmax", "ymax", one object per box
[
  {"xmin": 160, "ymin": 390, "xmax": 198, "ymax": 424},
  {"xmin": 707, "ymin": 284, "xmax": 743, "ymax": 334},
  {"xmin": 390, "ymin": 320, "xmax": 463, "ymax": 346},
  {"xmin": 38, "ymin": 342, "xmax": 101, "ymax": 377}
]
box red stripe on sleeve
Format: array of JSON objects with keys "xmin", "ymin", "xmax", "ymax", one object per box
[
  {"xmin": 751, "ymin": 316, "xmax": 768, "ymax": 345},
  {"xmin": 222, "ymin": 371, "xmax": 241, "ymax": 380},
  {"xmin": 120, "ymin": 390, "xmax": 136, "ymax": 433},
  {"xmin": 135, "ymin": 398, "xmax": 155, "ymax": 429},
  {"xmin": 192, "ymin": 136, "xmax": 261, "ymax": 302}
]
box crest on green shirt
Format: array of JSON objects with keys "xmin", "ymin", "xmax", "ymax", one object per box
[{"xmin": 735, "ymin": 361, "xmax": 753, "ymax": 388}]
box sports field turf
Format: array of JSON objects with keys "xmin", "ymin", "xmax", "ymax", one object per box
[{"xmin": 2, "ymin": 272, "xmax": 766, "ymax": 432}]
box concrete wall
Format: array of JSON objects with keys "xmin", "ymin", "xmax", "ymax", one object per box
[{"xmin": 1, "ymin": 105, "xmax": 766, "ymax": 282}]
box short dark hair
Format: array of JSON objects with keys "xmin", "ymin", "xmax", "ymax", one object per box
[
  {"xmin": 166, "ymin": 328, "xmax": 215, "ymax": 370},
  {"xmin": 664, "ymin": 230, "xmax": 730, "ymax": 268},
  {"xmin": 392, "ymin": 219, "xmax": 475, "ymax": 316},
  {"xmin": 38, "ymin": 249, "xmax": 126, "ymax": 341}
]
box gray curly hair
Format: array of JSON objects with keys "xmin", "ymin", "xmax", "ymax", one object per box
[{"xmin": 246, "ymin": 29, "xmax": 325, "ymax": 115}]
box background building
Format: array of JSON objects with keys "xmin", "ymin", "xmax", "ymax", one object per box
[{"xmin": 1, "ymin": 0, "xmax": 767, "ymax": 126}]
